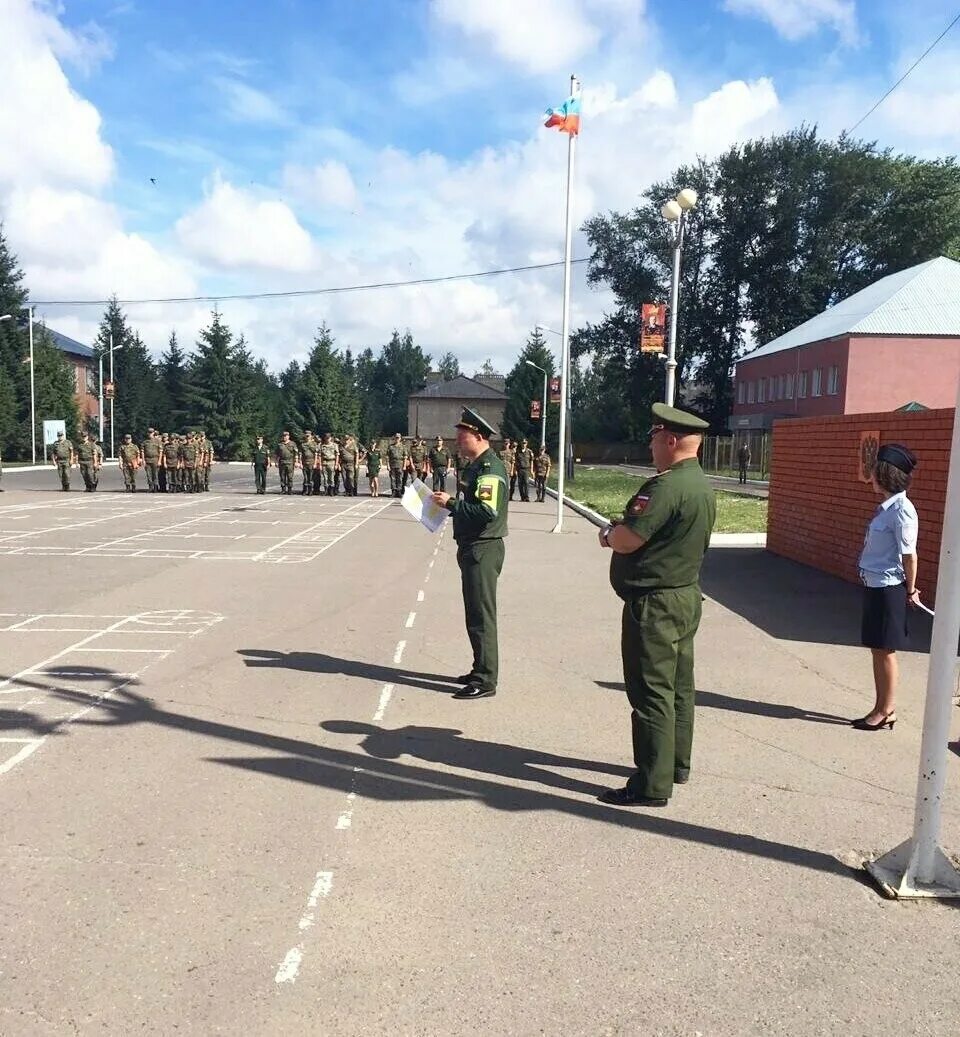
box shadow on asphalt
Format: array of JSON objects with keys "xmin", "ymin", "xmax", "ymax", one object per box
[
  {"xmin": 594, "ymin": 682, "xmax": 851, "ymax": 725},
  {"xmin": 238, "ymin": 648, "xmax": 460, "ymax": 695},
  {"xmin": 701, "ymin": 549, "xmax": 933, "ymax": 651}
]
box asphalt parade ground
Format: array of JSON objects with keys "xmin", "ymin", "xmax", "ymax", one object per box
[{"xmin": 2, "ymin": 465, "xmax": 960, "ymax": 1035}]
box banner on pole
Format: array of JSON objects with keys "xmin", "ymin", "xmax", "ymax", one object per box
[
  {"xmin": 530, "ymin": 400, "xmax": 542, "ymax": 420},
  {"xmin": 640, "ymin": 303, "xmax": 667, "ymax": 353},
  {"xmin": 549, "ymin": 376, "xmax": 562, "ymax": 404},
  {"xmin": 104, "ymin": 380, "xmax": 115, "ymax": 399}
]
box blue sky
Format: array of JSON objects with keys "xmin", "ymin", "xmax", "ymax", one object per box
[{"xmin": 2, "ymin": 0, "xmax": 958, "ymax": 371}]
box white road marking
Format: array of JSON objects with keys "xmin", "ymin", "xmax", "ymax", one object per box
[
  {"xmin": 428, "ymin": 559, "xmax": 434, "ymax": 568},
  {"xmin": 336, "ymin": 791, "xmax": 357, "ymax": 830},
  {"xmin": 417, "ymin": 590, "xmax": 424, "ymax": 602},
  {"xmin": 373, "ymin": 684, "xmax": 394, "ymax": 723},
  {"xmin": 0, "ymin": 739, "xmax": 44, "ymax": 775},
  {"xmin": 275, "ymin": 871, "xmax": 334, "ymax": 985},
  {"xmin": 76, "ymin": 500, "xmax": 226, "ymax": 555},
  {"xmin": 393, "ymin": 641, "xmax": 406, "ymax": 664},
  {"xmin": 405, "ymin": 612, "xmax": 416, "ymax": 628}
]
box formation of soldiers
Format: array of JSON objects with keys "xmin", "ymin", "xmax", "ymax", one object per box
[{"xmin": 498, "ymin": 437, "xmax": 552, "ymax": 503}]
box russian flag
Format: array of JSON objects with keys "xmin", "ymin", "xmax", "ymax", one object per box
[{"xmin": 544, "ymin": 95, "xmax": 581, "ymax": 136}]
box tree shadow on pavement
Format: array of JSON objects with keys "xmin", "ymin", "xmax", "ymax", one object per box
[
  {"xmin": 594, "ymin": 681, "xmax": 851, "ymax": 725},
  {"xmin": 238, "ymin": 648, "xmax": 459, "ymax": 695},
  {"xmin": 50, "ymin": 684, "xmax": 853, "ymax": 883},
  {"xmin": 700, "ymin": 549, "xmax": 933, "ymax": 651}
]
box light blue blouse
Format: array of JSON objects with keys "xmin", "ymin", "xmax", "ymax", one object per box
[{"xmin": 858, "ymin": 492, "xmax": 918, "ymax": 588}]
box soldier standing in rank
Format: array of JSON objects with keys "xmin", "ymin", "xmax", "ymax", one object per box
[
  {"xmin": 429, "ymin": 435, "xmax": 451, "ymax": 492},
  {"xmin": 318, "ymin": 433, "xmax": 339, "ymax": 496},
  {"xmin": 157, "ymin": 434, "xmax": 168, "ymax": 492},
  {"xmin": 431, "ymin": 408, "xmax": 509, "ymax": 700},
  {"xmin": 366, "ymin": 440, "xmax": 382, "ymax": 497},
  {"xmin": 76, "ymin": 432, "xmax": 98, "ymax": 491},
  {"xmin": 340, "ymin": 434, "xmax": 359, "ymax": 496},
  {"xmin": 300, "ymin": 432, "xmax": 318, "ymax": 495},
  {"xmin": 409, "ymin": 437, "xmax": 427, "ymax": 484},
  {"xmin": 533, "ymin": 444, "xmax": 551, "ymax": 502},
  {"xmin": 161, "ymin": 435, "xmax": 180, "ymax": 492},
  {"xmin": 597, "ymin": 403, "xmax": 715, "ymax": 808},
  {"xmin": 119, "ymin": 433, "xmax": 141, "ymax": 491},
  {"xmin": 387, "ymin": 433, "xmax": 407, "ymax": 498},
  {"xmin": 514, "ymin": 438, "xmax": 534, "ymax": 502},
  {"xmin": 499, "ymin": 438, "xmax": 516, "ymax": 500},
  {"xmin": 142, "ymin": 429, "xmax": 161, "ymax": 491},
  {"xmin": 200, "ymin": 431, "xmax": 212, "ymax": 491},
  {"xmin": 252, "ymin": 435, "xmax": 271, "ymax": 494},
  {"xmin": 50, "ymin": 430, "xmax": 75, "ymax": 491},
  {"xmin": 178, "ymin": 432, "xmax": 198, "ymax": 492},
  {"xmin": 276, "ymin": 431, "xmax": 299, "ymax": 494}
]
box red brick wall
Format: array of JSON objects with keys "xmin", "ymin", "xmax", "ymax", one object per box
[{"xmin": 768, "ymin": 409, "xmax": 953, "ymax": 604}]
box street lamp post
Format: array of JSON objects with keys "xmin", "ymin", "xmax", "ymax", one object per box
[
  {"xmin": 660, "ymin": 188, "xmax": 698, "ymax": 407},
  {"xmin": 109, "ymin": 331, "xmax": 115, "ymax": 460},
  {"xmin": 536, "ymin": 323, "xmax": 574, "ymax": 482},
  {"xmin": 1, "ymin": 306, "xmax": 36, "ymax": 463},
  {"xmin": 524, "ymin": 360, "xmax": 548, "ymax": 451}
]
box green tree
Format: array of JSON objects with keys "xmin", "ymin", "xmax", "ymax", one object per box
[
  {"xmin": 158, "ymin": 331, "xmax": 192, "ymax": 430},
  {"xmin": 33, "ymin": 326, "xmax": 80, "ymax": 447},
  {"xmin": 437, "ymin": 351, "xmax": 460, "ymax": 380},
  {"xmin": 0, "ymin": 226, "xmax": 30, "ymax": 457},
  {"xmin": 503, "ymin": 328, "xmax": 557, "ymax": 447},
  {"xmin": 294, "ymin": 324, "xmax": 359, "ymax": 435},
  {"xmin": 372, "ymin": 330, "xmax": 430, "ymax": 434}
]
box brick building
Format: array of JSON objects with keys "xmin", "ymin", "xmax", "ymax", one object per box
[
  {"xmin": 407, "ymin": 374, "xmax": 507, "ymax": 441},
  {"xmin": 47, "ymin": 327, "xmax": 98, "ymax": 422},
  {"xmin": 732, "ymin": 257, "xmax": 960, "ymax": 432}
]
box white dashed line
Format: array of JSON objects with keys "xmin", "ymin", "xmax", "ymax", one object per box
[
  {"xmin": 373, "ymin": 684, "xmax": 394, "ymax": 722},
  {"xmin": 417, "ymin": 590, "xmax": 424, "ymax": 602},
  {"xmin": 275, "ymin": 871, "xmax": 334, "ymax": 985},
  {"xmin": 393, "ymin": 641, "xmax": 406, "ymax": 664},
  {"xmin": 405, "ymin": 612, "xmax": 416, "ymax": 628}
]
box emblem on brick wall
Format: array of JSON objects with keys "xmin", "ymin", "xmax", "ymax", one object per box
[{"xmin": 858, "ymin": 430, "xmax": 880, "ymax": 483}]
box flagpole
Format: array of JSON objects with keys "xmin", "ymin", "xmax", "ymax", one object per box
[{"xmin": 552, "ymin": 73, "xmax": 579, "ymax": 535}]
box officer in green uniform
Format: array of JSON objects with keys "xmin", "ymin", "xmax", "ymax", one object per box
[
  {"xmin": 252, "ymin": 435, "xmax": 271, "ymax": 493},
  {"xmin": 533, "ymin": 444, "xmax": 551, "ymax": 502},
  {"xmin": 300, "ymin": 432, "xmax": 318, "ymax": 495},
  {"xmin": 386, "ymin": 433, "xmax": 407, "ymax": 498},
  {"xmin": 319, "ymin": 433, "xmax": 340, "ymax": 496},
  {"xmin": 276, "ymin": 431, "xmax": 299, "ymax": 494},
  {"xmin": 429, "ymin": 436, "xmax": 451, "ymax": 492},
  {"xmin": 142, "ymin": 430, "xmax": 161, "ymax": 491},
  {"xmin": 366, "ymin": 441, "xmax": 382, "ymax": 497},
  {"xmin": 431, "ymin": 408, "xmax": 508, "ymax": 700},
  {"xmin": 340, "ymin": 434, "xmax": 359, "ymax": 496},
  {"xmin": 76, "ymin": 432, "xmax": 98, "ymax": 491},
  {"xmin": 598, "ymin": 403, "xmax": 715, "ymax": 808},
  {"xmin": 409, "ymin": 437, "xmax": 427, "ymax": 484},
  {"xmin": 119, "ymin": 434, "xmax": 141, "ymax": 491},
  {"xmin": 50, "ymin": 430, "xmax": 75, "ymax": 491},
  {"xmin": 162, "ymin": 435, "xmax": 180, "ymax": 492},
  {"xmin": 499, "ymin": 438, "xmax": 516, "ymax": 500},
  {"xmin": 514, "ymin": 438, "xmax": 534, "ymax": 502}
]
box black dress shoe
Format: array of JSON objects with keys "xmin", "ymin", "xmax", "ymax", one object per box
[
  {"xmin": 453, "ymin": 685, "xmax": 496, "ymax": 700},
  {"xmin": 455, "ymin": 673, "xmax": 478, "ymax": 684},
  {"xmin": 597, "ymin": 787, "xmax": 668, "ymax": 807},
  {"xmin": 674, "ymin": 769, "xmax": 690, "ymax": 784}
]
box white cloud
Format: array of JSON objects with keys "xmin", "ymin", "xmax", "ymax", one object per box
[
  {"xmin": 723, "ymin": 0, "xmax": 859, "ymax": 45},
  {"xmin": 212, "ymin": 76, "xmax": 287, "ymax": 124},
  {"xmin": 282, "ymin": 161, "xmax": 359, "ymax": 213},
  {"xmin": 175, "ymin": 174, "xmax": 315, "ymax": 272}
]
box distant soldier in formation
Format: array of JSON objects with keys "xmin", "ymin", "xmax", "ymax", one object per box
[
  {"xmin": 200, "ymin": 431, "xmax": 213, "ymax": 491},
  {"xmin": 340, "ymin": 434, "xmax": 359, "ymax": 496},
  {"xmin": 429, "ymin": 435, "xmax": 451, "ymax": 492},
  {"xmin": 515, "ymin": 438, "xmax": 534, "ymax": 503},
  {"xmin": 366, "ymin": 440, "xmax": 382, "ymax": 497},
  {"xmin": 157, "ymin": 433, "xmax": 169, "ymax": 492},
  {"xmin": 387, "ymin": 433, "xmax": 407, "ymax": 498},
  {"xmin": 142, "ymin": 428, "xmax": 161, "ymax": 492},
  {"xmin": 319, "ymin": 433, "xmax": 340, "ymax": 495},
  {"xmin": 161, "ymin": 435, "xmax": 180, "ymax": 492},
  {"xmin": 300, "ymin": 432, "xmax": 318, "ymax": 495},
  {"xmin": 276, "ymin": 431, "xmax": 299, "ymax": 494},
  {"xmin": 738, "ymin": 442, "xmax": 751, "ymax": 484},
  {"xmin": 50, "ymin": 430, "xmax": 75, "ymax": 491},
  {"xmin": 179, "ymin": 432, "xmax": 200, "ymax": 492},
  {"xmin": 252, "ymin": 434, "xmax": 271, "ymax": 494},
  {"xmin": 119, "ymin": 433, "xmax": 141, "ymax": 491},
  {"xmin": 409, "ymin": 436, "xmax": 427, "ymax": 485},
  {"xmin": 499, "ymin": 438, "xmax": 516, "ymax": 500},
  {"xmin": 76, "ymin": 432, "xmax": 102, "ymax": 492},
  {"xmin": 533, "ymin": 444, "xmax": 551, "ymax": 502}
]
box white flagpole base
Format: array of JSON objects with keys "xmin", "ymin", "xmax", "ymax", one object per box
[{"xmin": 865, "ymin": 838, "xmax": 960, "ymax": 899}]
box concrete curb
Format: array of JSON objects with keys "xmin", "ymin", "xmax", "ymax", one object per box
[
  {"xmin": 544, "ymin": 486, "xmax": 767, "ymax": 548},
  {"xmin": 2, "ymin": 464, "xmax": 55, "ymax": 474}
]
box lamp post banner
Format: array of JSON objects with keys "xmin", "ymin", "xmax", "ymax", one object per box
[
  {"xmin": 530, "ymin": 399, "xmax": 542, "ymax": 420},
  {"xmin": 640, "ymin": 302, "xmax": 667, "ymax": 353},
  {"xmin": 549, "ymin": 376, "xmax": 562, "ymax": 404}
]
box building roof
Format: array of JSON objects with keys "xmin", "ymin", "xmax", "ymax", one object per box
[
  {"xmin": 47, "ymin": 327, "xmax": 94, "ymax": 359},
  {"xmin": 409, "ymin": 374, "xmax": 508, "ymax": 400},
  {"xmin": 896, "ymin": 401, "xmax": 929, "ymax": 412},
  {"xmin": 741, "ymin": 256, "xmax": 960, "ymax": 363}
]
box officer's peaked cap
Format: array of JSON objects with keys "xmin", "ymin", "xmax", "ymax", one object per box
[
  {"xmin": 651, "ymin": 402, "xmax": 709, "ymax": 435},
  {"xmin": 456, "ymin": 407, "xmax": 497, "ymax": 439}
]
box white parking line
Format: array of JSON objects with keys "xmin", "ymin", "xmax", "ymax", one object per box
[{"xmin": 275, "ymin": 872, "xmax": 334, "ymax": 985}]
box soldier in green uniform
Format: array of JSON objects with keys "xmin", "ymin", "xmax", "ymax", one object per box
[
  {"xmin": 429, "ymin": 435, "xmax": 451, "ymax": 492},
  {"xmin": 199, "ymin": 432, "xmax": 212, "ymax": 491},
  {"xmin": 276, "ymin": 431, "xmax": 299, "ymax": 494},
  {"xmin": 514, "ymin": 438, "xmax": 534, "ymax": 502},
  {"xmin": 49, "ymin": 430, "xmax": 75, "ymax": 491},
  {"xmin": 340, "ymin": 434, "xmax": 359, "ymax": 496},
  {"xmin": 252, "ymin": 434, "xmax": 271, "ymax": 494},
  {"xmin": 142, "ymin": 430, "xmax": 161, "ymax": 491},
  {"xmin": 365, "ymin": 440, "xmax": 382, "ymax": 497},
  {"xmin": 598, "ymin": 403, "xmax": 715, "ymax": 808},
  {"xmin": 409, "ymin": 436, "xmax": 427, "ymax": 485},
  {"xmin": 76, "ymin": 432, "xmax": 98, "ymax": 491},
  {"xmin": 431, "ymin": 408, "xmax": 508, "ymax": 700},
  {"xmin": 533, "ymin": 444, "xmax": 551, "ymax": 502},
  {"xmin": 157, "ymin": 434, "xmax": 168, "ymax": 493},
  {"xmin": 161, "ymin": 435, "xmax": 180, "ymax": 493},
  {"xmin": 299, "ymin": 432, "xmax": 318, "ymax": 495},
  {"xmin": 178, "ymin": 432, "xmax": 198, "ymax": 492},
  {"xmin": 386, "ymin": 433, "xmax": 407, "ymax": 498},
  {"xmin": 118, "ymin": 433, "xmax": 141, "ymax": 491},
  {"xmin": 318, "ymin": 433, "xmax": 339, "ymax": 496},
  {"xmin": 499, "ymin": 438, "xmax": 516, "ymax": 500}
]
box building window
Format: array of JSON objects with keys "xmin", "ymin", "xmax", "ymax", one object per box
[
  {"xmin": 786, "ymin": 373, "xmax": 794, "ymax": 399},
  {"xmin": 798, "ymin": 371, "xmax": 808, "ymax": 398},
  {"xmin": 812, "ymin": 367, "xmax": 823, "ymax": 396},
  {"xmin": 758, "ymin": 379, "xmax": 766, "ymax": 403},
  {"xmin": 827, "ymin": 365, "xmax": 840, "ymax": 395},
  {"xmin": 85, "ymin": 367, "xmax": 97, "ymax": 394},
  {"xmin": 737, "ymin": 381, "xmax": 745, "ymax": 405},
  {"xmin": 747, "ymin": 381, "xmax": 755, "ymax": 404},
  {"xmin": 777, "ymin": 375, "xmax": 785, "ymax": 400}
]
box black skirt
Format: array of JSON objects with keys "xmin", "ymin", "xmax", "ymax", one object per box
[{"xmin": 861, "ymin": 584, "xmax": 910, "ymax": 650}]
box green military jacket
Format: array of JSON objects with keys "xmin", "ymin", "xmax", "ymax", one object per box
[
  {"xmin": 429, "ymin": 447, "xmax": 449, "ymax": 470},
  {"xmin": 253, "ymin": 444, "xmax": 271, "ymax": 467},
  {"xmin": 365, "ymin": 449, "xmax": 381, "ymax": 473},
  {"xmin": 142, "ymin": 437, "xmax": 161, "ymax": 461},
  {"xmin": 498, "ymin": 446, "xmax": 515, "ymax": 471},
  {"xmin": 409, "ymin": 444, "xmax": 426, "ymax": 468},
  {"xmin": 76, "ymin": 441, "xmax": 98, "ymax": 465},
  {"xmin": 534, "ymin": 451, "xmax": 551, "ymax": 476},
  {"xmin": 199, "ymin": 438, "xmax": 211, "ymax": 466},
  {"xmin": 387, "ymin": 442, "xmax": 407, "ymax": 469},
  {"xmin": 609, "ymin": 458, "xmax": 716, "ymax": 599},
  {"xmin": 448, "ymin": 448, "xmax": 508, "ymax": 544},
  {"xmin": 300, "ymin": 438, "xmax": 318, "ymax": 466},
  {"xmin": 179, "ymin": 441, "xmax": 198, "ymax": 468},
  {"xmin": 162, "ymin": 442, "xmax": 180, "ymax": 466},
  {"xmin": 119, "ymin": 442, "xmax": 140, "ymax": 466},
  {"xmin": 51, "ymin": 439, "xmax": 73, "ymax": 463},
  {"xmin": 319, "ymin": 442, "xmax": 339, "ymax": 465},
  {"xmin": 277, "ymin": 441, "xmax": 299, "ymax": 465},
  {"xmin": 340, "ymin": 442, "xmax": 358, "ymax": 466},
  {"xmin": 515, "ymin": 447, "xmax": 534, "ymax": 471}
]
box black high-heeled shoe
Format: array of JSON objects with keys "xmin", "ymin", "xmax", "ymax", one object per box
[{"xmin": 851, "ymin": 712, "xmax": 897, "ymax": 731}]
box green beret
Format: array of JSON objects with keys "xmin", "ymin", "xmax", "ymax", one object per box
[
  {"xmin": 455, "ymin": 407, "xmax": 498, "ymax": 439},
  {"xmin": 651, "ymin": 402, "xmax": 709, "ymax": 434}
]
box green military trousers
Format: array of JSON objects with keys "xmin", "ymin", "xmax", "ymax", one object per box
[
  {"xmin": 621, "ymin": 585, "xmax": 702, "ymax": 800},
  {"xmin": 56, "ymin": 461, "xmax": 71, "ymax": 490},
  {"xmin": 457, "ymin": 538, "xmax": 505, "ymax": 690}
]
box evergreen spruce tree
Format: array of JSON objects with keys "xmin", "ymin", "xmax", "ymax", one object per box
[
  {"xmin": 0, "ymin": 226, "xmax": 30, "ymax": 457},
  {"xmin": 159, "ymin": 331, "xmax": 192, "ymax": 430},
  {"xmin": 503, "ymin": 328, "xmax": 557, "ymax": 447},
  {"xmin": 32, "ymin": 327, "xmax": 80, "ymax": 444}
]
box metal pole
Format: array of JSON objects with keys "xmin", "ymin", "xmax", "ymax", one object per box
[
  {"xmin": 98, "ymin": 353, "xmax": 104, "ymax": 442},
  {"xmin": 552, "ymin": 74, "xmax": 578, "ymax": 534},
  {"xmin": 664, "ymin": 219, "xmax": 682, "ymax": 407},
  {"xmin": 109, "ymin": 330, "xmax": 115, "ymax": 461},
  {"xmin": 865, "ymin": 375, "xmax": 960, "ymax": 898},
  {"xmin": 540, "ymin": 372, "xmax": 547, "ymax": 451},
  {"xmin": 28, "ymin": 307, "xmax": 35, "ymax": 465}
]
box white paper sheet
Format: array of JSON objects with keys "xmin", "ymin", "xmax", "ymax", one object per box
[{"xmin": 401, "ymin": 478, "xmax": 448, "ymax": 533}]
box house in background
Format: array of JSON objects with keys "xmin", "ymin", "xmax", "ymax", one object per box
[
  {"xmin": 407, "ymin": 374, "xmax": 508, "ymax": 441},
  {"xmin": 46, "ymin": 327, "xmax": 98, "ymax": 422},
  {"xmin": 731, "ymin": 256, "xmax": 960, "ymax": 431}
]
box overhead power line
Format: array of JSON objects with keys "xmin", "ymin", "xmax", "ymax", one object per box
[
  {"xmin": 32, "ymin": 258, "xmax": 590, "ymax": 308},
  {"xmin": 845, "ymin": 10, "xmax": 960, "ymax": 135}
]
